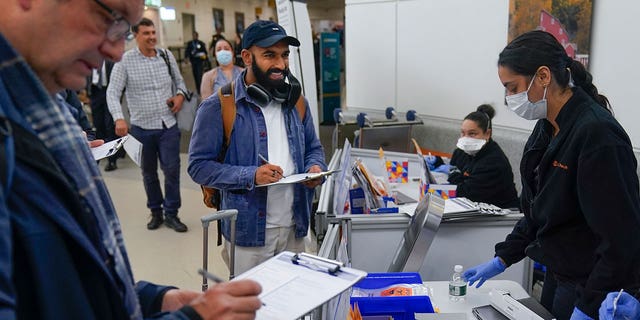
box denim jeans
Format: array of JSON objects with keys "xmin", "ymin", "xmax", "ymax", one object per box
[
  {"xmin": 130, "ymin": 124, "xmax": 181, "ymax": 216},
  {"xmin": 541, "ymin": 271, "xmax": 558, "ymax": 313},
  {"xmin": 549, "ymin": 278, "xmax": 578, "ymax": 320}
]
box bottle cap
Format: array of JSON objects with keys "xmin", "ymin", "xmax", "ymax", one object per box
[{"xmin": 454, "ymin": 265, "xmax": 463, "ymax": 272}]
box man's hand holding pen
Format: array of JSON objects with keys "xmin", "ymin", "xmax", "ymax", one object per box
[
  {"xmin": 255, "ymin": 154, "xmax": 284, "ymax": 185},
  {"xmin": 184, "ymin": 281, "xmax": 263, "ymax": 320},
  {"xmin": 255, "ymin": 164, "xmax": 284, "ymax": 185},
  {"xmin": 159, "ymin": 269, "xmax": 262, "ymax": 319}
]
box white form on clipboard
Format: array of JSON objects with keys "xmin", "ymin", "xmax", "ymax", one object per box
[
  {"xmin": 233, "ymin": 251, "xmax": 367, "ymax": 320},
  {"xmin": 91, "ymin": 136, "xmax": 128, "ymax": 161},
  {"xmin": 256, "ymin": 170, "xmax": 340, "ymax": 187}
]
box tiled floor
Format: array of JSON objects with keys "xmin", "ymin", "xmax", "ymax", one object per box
[{"xmin": 103, "ymin": 154, "xmax": 225, "ymax": 291}]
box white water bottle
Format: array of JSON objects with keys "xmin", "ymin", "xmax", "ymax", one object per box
[{"xmin": 449, "ymin": 264, "xmax": 467, "ymax": 301}]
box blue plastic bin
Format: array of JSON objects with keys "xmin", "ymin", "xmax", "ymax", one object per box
[{"xmin": 350, "ymin": 272, "xmax": 434, "ymax": 320}]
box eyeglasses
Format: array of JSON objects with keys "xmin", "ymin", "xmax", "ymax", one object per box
[{"xmin": 93, "ymin": 0, "xmax": 131, "ymax": 41}]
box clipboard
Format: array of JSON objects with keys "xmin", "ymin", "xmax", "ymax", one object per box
[
  {"xmin": 233, "ymin": 251, "xmax": 368, "ymax": 320},
  {"xmin": 256, "ymin": 170, "xmax": 340, "ymax": 187},
  {"xmin": 91, "ymin": 136, "xmax": 128, "ymax": 160}
]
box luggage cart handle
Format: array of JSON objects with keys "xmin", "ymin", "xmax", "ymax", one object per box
[
  {"xmin": 202, "ymin": 209, "xmax": 238, "ymax": 291},
  {"xmin": 201, "ymin": 209, "xmax": 238, "ymax": 228}
]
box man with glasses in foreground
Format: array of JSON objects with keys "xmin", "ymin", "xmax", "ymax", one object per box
[{"xmin": 0, "ymin": 0, "xmax": 261, "ymax": 319}]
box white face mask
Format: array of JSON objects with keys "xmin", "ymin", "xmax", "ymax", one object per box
[
  {"xmin": 505, "ymin": 76, "xmax": 548, "ymax": 120},
  {"xmin": 215, "ymin": 50, "xmax": 233, "ymax": 66},
  {"xmin": 456, "ymin": 136, "xmax": 487, "ymax": 156}
]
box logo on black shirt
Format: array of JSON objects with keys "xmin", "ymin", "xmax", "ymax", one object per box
[{"xmin": 552, "ymin": 160, "xmax": 568, "ymax": 170}]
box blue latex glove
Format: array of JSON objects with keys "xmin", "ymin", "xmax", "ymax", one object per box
[
  {"xmin": 425, "ymin": 155, "xmax": 437, "ymax": 170},
  {"xmin": 433, "ymin": 164, "xmax": 451, "ymax": 174},
  {"xmin": 570, "ymin": 307, "xmax": 594, "ymax": 320},
  {"xmin": 599, "ymin": 291, "xmax": 640, "ymax": 320},
  {"xmin": 463, "ymin": 257, "xmax": 506, "ymax": 288}
]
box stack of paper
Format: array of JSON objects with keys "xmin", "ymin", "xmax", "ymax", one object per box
[{"xmin": 443, "ymin": 198, "xmax": 512, "ymax": 221}]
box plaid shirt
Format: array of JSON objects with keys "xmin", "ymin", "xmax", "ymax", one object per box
[
  {"xmin": 0, "ymin": 33, "xmax": 142, "ymax": 319},
  {"xmin": 107, "ymin": 47, "xmax": 187, "ymax": 130}
]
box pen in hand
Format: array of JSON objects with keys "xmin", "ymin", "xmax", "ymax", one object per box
[
  {"xmin": 257, "ymin": 154, "xmax": 270, "ymax": 165},
  {"xmin": 612, "ymin": 288, "xmax": 624, "ymax": 318},
  {"xmin": 258, "ymin": 154, "xmax": 285, "ymax": 178},
  {"xmin": 198, "ymin": 268, "xmax": 225, "ymax": 283},
  {"xmin": 197, "ymin": 269, "xmax": 267, "ymax": 306}
]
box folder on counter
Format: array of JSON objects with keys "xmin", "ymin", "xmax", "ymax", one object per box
[{"xmin": 233, "ymin": 251, "xmax": 367, "ymax": 320}]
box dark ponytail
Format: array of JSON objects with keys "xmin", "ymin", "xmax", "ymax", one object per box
[
  {"xmin": 464, "ymin": 104, "xmax": 495, "ymax": 133},
  {"xmin": 498, "ymin": 30, "xmax": 611, "ymax": 113},
  {"xmin": 567, "ymin": 59, "xmax": 610, "ymax": 111}
]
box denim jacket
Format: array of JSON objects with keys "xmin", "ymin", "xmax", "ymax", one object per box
[{"xmin": 188, "ymin": 72, "xmax": 326, "ymax": 246}]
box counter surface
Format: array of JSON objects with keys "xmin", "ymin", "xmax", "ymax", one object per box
[{"xmin": 417, "ymin": 280, "xmax": 529, "ymax": 319}]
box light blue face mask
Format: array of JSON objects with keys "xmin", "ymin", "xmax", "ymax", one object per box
[
  {"xmin": 215, "ymin": 50, "xmax": 233, "ymax": 66},
  {"xmin": 505, "ymin": 76, "xmax": 548, "ymax": 120}
]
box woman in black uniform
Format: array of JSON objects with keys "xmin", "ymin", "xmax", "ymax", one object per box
[
  {"xmin": 463, "ymin": 30, "xmax": 640, "ymax": 320},
  {"xmin": 431, "ymin": 104, "xmax": 519, "ymax": 209}
]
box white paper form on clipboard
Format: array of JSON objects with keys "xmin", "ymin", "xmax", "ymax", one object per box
[
  {"xmin": 256, "ymin": 170, "xmax": 340, "ymax": 187},
  {"xmin": 233, "ymin": 251, "xmax": 367, "ymax": 320},
  {"xmin": 91, "ymin": 136, "xmax": 128, "ymax": 160}
]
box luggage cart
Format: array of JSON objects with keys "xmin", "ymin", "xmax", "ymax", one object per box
[{"xmin": 200, "ymin": 209, "xmax": 238, "ymax": 291}]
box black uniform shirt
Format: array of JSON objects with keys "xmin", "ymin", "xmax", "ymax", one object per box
[
  {"xmin": 495, "ymin": 87, "xmax": 640, "ymax": 317},
  {"xmin": 448, "ymin": 139, "xmax": 519, "ymax": 209}
]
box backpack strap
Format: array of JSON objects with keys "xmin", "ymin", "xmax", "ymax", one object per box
[
  {"xmin": 214, "ymin": 82, "xmax": 236, "ymax": 247},
  {"xmin": 294, "ymin": 95, "xmax": 306, "ymax": 122},
  {"xmin": 218, "ymin": 82, "xmax": 236, "ymax": 146}
]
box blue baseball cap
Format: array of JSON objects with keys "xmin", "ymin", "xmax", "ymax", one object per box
[{"xmin": 242, "ymin": 20, "xmax": 300, "ymax": 49}]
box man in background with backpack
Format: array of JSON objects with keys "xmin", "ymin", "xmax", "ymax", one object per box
[
  {"xmin": 108, "ymin": 17, "xmax": 188, "ymax": 232},
  {"xmin": 188, "ymin": 20, "xmax": 327, "ymax": 275}
]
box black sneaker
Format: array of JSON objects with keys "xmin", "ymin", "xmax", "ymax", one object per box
[
  {"xmin": 164, "ymin": 216, "xmax": 188, "ymax": 232},
  {"xmin": 146, "ymin": 214, "xmax": 164, "ymax": 230},
  {"xmin": 104, "ymin": 162, "xmax": 118, "ymax": 172}
]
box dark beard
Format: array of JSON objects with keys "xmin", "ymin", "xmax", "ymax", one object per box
[{"xmin": 251, "ymin": 59, "xmax": 289, "ymax": 90}]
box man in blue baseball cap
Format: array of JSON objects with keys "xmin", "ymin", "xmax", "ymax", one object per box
[
  {"xmin": 189, "ymin": 20, "xmax": 326, "ymax": 275},
  {"xmin": 242, "ymin": 20, "xmax": 301, "ymax": 49},
  {"xmin": 240, "ymin": 20, "xmax": 302, "ymax": 94}
]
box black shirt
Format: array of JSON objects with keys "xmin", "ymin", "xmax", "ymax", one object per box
[
  {"xmin": 495, "ymin": 87, "xmax": 640, "ymax": 317},
  {"xmin": 447, "ymin": 139, "xmax": 519, "ymax": 209},
  {"xmin": 185, "ymin": 39, "xmax": 207, "ymax": 63}
]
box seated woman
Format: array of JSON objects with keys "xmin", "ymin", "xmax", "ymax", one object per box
[
  {"xmin": 200, "ymin": 38, "xmax": 244, "ymax": 99},
  {"xmin": 430, "ymin": 104, "xmax": 519, "ymax": 209}
]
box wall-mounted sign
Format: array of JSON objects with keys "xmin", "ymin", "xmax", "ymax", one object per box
[
  {"xmin": 159, "ymin": 7, "xmax": 175, "ymax": 21},
  {"xmin": 145, "ymin": 0, "xmax": 161, "ymax": 8}
]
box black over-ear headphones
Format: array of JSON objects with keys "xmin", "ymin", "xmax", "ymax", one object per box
[{"xmin": 247, "ymin": 73, "xmax": 302, "ymax": 107}]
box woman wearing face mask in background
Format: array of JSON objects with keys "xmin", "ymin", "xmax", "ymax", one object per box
[
  {"xmin": 200, "ymin": 38, "xmax": 244, "ymax": 99},
  {"xmin": 428, "ymin": 104, "xmax": 519, "ymax": 209},
  {"xmin": 463, "ymin": 30, "xmax": 640, "ymax": 320}
]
